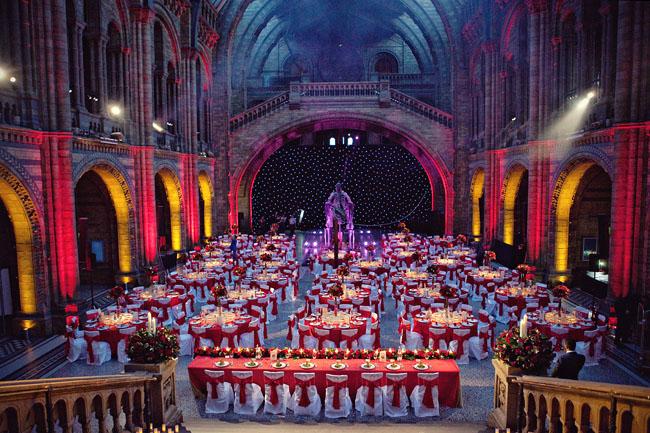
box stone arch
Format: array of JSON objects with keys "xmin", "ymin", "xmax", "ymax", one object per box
[
  {"xmin": 470, "ymin": 167, "xmax": 485, "ymax": 241},
  {"xmin": 501, "ymin": 163, "xmax": 528, "ymax": 246},
  {"xmin": 75, "ymin": 162, "xmax": 136, "ymax": 275},
  {"xmin": 155, "ymin": 167, "xmax": 183, "ymax": 251},
  {"xmin": 198, "ymin": 171, "xmax": 213, "ymax": 238},
  {"xmin": 550, "ymin": 156, "xmax": 612, "ymax": 280},
  {"xmin": 0, "ymin": 162, "xmax": 45, "ymax": 314},
  {"xmin": 231, "ymin": 114, "xmax": 454, "ymax": 232}
]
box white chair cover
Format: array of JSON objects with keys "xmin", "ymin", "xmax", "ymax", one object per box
[
  {"xmin": 84, "ymin": 330, "xmax": 111, "ymax": 366},
  {"xmin": 382, "ymin": 372, "xmax": 409, "ymax": 417},
  {"xmin": 262, "ymin": 371, "xmax": 289, "ymax": 415},
  {"xmin": 354, "ymin": 372, "xmax": 383, "ymax": 416},
  {"xmin": 204, "ymin": 370, "xmax": 233, "ymax": 414},
  {"xmin": 117, "ymin": 326, "xmax": 137, "ymax": 363},
  {"xmin": 290, "ymin": 372, "xmax": 321, "ymax": 417},
  {"xmin": 65, "ymin": 326, "xmax": 87, "ymax": 363},
  {"xmin": 324, "ymin": 374, "xmax": 352, "ymax": 419},
  {"xmin": 232, "ymin": 371, "xmax": 263, "ymax": 415},
  {"xmin": 410, "ymin": 372, "xmax": 440, "ymax": 417}
]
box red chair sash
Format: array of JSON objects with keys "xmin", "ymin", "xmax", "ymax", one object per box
[
  {"xmin": 429, "ymin": 330, "xmax": 448, "ymax": 350},
  {"xmin": 265, "ymin": 377, "xmax": 283, "ymax": 405},
  {"xmin": 232, "ymin": 376, "xmax": 251, "ymax": 405},
  {"xmin": 286, "ymin": 317, "xmax": 296, "ymax": 342},
  {"xmin": 362, "ymin": 377, "xmax": 379, "ymax": 407},
  {"xmin": 84, "ymin": 334, "xmax": 100, "ymax": 361},
  {"xmin": 452, "ymin": 332, "xmax": 470, "ymax": 358},
  {"xmin": 207, "ymin": 376, "xmax": 224, "ymax": 399},
  {"xmin": 419, "ymin": 377, "xmax": 438, "ymax": 409},
  {"xmin": 328, "ymin": 380, "xmax": 345, "ymax": 410},
  {"xmin": 64, "ymin": 330, "xmax": 75, "ymax": 356},
  {"xmin": 387, "ymin": 376, "xmax": 405, "ymax": 408},
  {"xmin": 296, "ymin": 378, "xmax": 315, "ymax": 407}
]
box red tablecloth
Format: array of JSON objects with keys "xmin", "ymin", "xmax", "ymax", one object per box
[{"xmin": 187, "ymin": 357, "xmax": 461, "ymax": 407}]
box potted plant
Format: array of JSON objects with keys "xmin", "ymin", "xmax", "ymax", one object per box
[
  {"xmin": 124, "ymin": 327, "xmax": 181, "ymax": 425},
  {"xmin": 488, "ymin": 327, "xmax": 554, "ymax": 429}
]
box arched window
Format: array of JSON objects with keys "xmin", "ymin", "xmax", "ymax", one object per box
[
  {"xmin": 561, "ymin": 13, "xmax": 578, "ymax": 100},
  {"xmin": 374, "ymin": 52, "xmax": 398, "ymax": 75},
  {"xmin": 82, "ymin": 0, "xmax": 100, "ymax": 114},
  {"xmin": 166, "ymin": 62, "xmax": 177, "ymax": 135},
  {"xmin": 106, "ymin": 23, "xmax": 124, "ymax": 105},
  {"xmin": 153, "ymin": 21, "xmax": 165, "ymax": 122}
]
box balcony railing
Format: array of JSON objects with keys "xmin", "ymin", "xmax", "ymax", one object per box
[
  {"xmin": 0, "ymin": 375, "xmax": 155, "ymax": 433},
  {"xmin": 514, "ymin": 375, "xmax": 650, "ymax": 433},
  {"xmin": 229, "ymin": 91, "xmax": 290, "ymax": 132}
]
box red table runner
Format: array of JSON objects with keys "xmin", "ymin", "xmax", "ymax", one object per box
[{"xmin": 188, "ymin": 356, "xmax": 461, "ymax": 408}]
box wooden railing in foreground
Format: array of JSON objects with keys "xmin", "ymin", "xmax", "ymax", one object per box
[
  {"xmin": 514, "ymin": 375, "xmax": 650, "ymax": 433},
  {"xmin": 0, "ymin": 375, "xmax": 156, "ymax": 433}
]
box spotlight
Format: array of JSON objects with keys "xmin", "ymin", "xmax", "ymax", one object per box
[
  {"xmin": 586, "ymin": 91, "xmax": 595, "ymax": 99},
  {"xmin": 108, "ymin": 104, "xmax": 122, "ymax": 117},
  {"xmin": 152, "ymin": 121, "xmax": 165, "ymax": 133},
  {"xmin": 9, "ymin": 76, "xmax": 16, "ymax": 83},
  {"xmin": 511, "ymin": 116, "xmax": 516, "ymax": 122}
]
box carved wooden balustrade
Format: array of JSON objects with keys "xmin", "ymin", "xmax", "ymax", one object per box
[
  {"xmin": 514, "ymin": 376, "xmax": 650, "ymax": 433},
  {"xmin": 0, "ymin": 375, "xmax": 156, "ymax": 433}
]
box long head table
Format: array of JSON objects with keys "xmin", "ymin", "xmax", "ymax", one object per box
[{"xmin": 188, "ymin": 356, "xmax": 461, "ymax": 408}]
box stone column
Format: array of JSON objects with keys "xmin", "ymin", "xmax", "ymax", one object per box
[
  {"xmin": 130, "ymin": 7, "xmax": 154, "ymax": 146},
  {"xmin": 132, "ymin": 146, "xmax": 158, "ymax": 263},
  {"xmin": 613, "ymin": 1, "xmax": 632, "ymax": 122},
  {"xmin": 526, "ymin": 0, "xmax": 546, "ymax": 139}
]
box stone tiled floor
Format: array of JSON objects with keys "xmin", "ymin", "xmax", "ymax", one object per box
[{"xmin": 46, "ymin": 233, "xmax": 649, "ymax": 425}]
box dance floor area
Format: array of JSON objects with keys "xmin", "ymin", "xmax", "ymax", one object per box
[{"xmin": 48, "ymin": 230, "xmax": 647, "ymax": 426}]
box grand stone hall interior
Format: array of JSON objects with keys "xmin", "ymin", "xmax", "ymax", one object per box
[{"xmin": 0, "ymin": 1, "xmax": 649, "ymax": 432}]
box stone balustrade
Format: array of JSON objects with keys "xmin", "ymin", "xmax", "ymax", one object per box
[
  {"xmin": 0, "ymin": 375, "xmax": 158, "ymax": 433},
  {"xmin": 514, "ymin": 375, "xmax": 650, "ymax": 433}
]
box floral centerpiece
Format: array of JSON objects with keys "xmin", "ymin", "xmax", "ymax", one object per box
[
  {"xmin": 343, "ymin": 252, "xmax": 354, "ymax": 263},
  {"xmin": 232, "ymin": 265, "xmax": 246, "ymax": 288},
  {"xmin": 484, "ymin": 250, "xmax": 496, "ymax": 266},
  {"xmin": 516, "ymin": 264, "xmax": 536, "ymax": 283},
  {"xmin": 256, "ymin": 235, "xmax": 265, "ymax": 244},
  {"xmin": 109, "ymin": 285, "xmax": 126, "ymax": 308},
  {"xmin": 266, "ymin": 243, "xmax": 276, "ymax": 252},
  {"xmin": 439, "ymin": 285, "xmax": 457, "ymax": 310},
  {"xmin": 493, "ymin": 328, "xmax": 554, "ymax": 373},
  {"xmin": 204, "ymin": 244, "xmax": 215, "ymax": 253},
  {"xmin": 336, "ymin": 264, "xmax": 350, "ymax": 281},
  {"xmin": 552, "ymin": 284, "xmax": 571, "ymax": 316},
  {"xmin": 411, "ymin": 251, "xmax": 425, "ymax": 266},
  {"xmin": 328, "ymin": 281, "xmax": 344, "ymax": 299},
  {"xmin": 426, "ymin": 264, "xmax": 438, "ymax": 276},
  {"xmin": 231, "ymin": 224, "xmax": 239, "ymax": 235},
  {"xmin": 210, "ymin": 283, "xmax": 228, "ymax": 300},
  {"xmin": 190, "ymin": 246, "xmax": 203, "ymax": 261},
  {"xmin": 144, "ymin": 265, "xmax": 159, "ymax": 285},
  {"xmin": 126, "ymin": 327, "xmax": 179, "ymax": 364},
  {"xmin": 269, "ymin": 223, "xmax": 279, "ymax": 236},
  {"xmin": 196, "ymin": 346, "xmax": 456, "ymax": 360},
  {"xmin": 260, "ymin": 252, "xmax": 272, "ymax": 263},
  {"xmin": 397, "ymin": 221, "xmax": 408, "ymax": 233},
  {"xmin": 456, "ymin": 234, "xmax": 467, "ymax": 246},
  {"xmin": 366, "ymin": 243, "xmax": 375, "ymax": 258}
]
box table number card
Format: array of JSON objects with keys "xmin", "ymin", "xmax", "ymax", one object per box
[
  {"xmin": 270, "ymin": 349, "xmax": 278, "ymax": 361},
  {"xmin": 379, "ymin": 350, "xmax": 387, "ymax": 362}
]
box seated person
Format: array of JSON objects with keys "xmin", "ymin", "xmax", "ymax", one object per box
[{"xmin": 551, "ymin": 339, "xmax": 586, "ymax": 380}]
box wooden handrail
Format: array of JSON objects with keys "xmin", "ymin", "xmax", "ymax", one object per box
[{"xmin": 515, "ymin": 375, "xmax": 650, "ymax": 402}]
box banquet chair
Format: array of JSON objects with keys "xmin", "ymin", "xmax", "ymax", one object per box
[
  {"xmin": 232, "ymin": 371, "xmax": 264, "ymax": 415},
  {"xmin": 172, "ymin": 322, "xmax": 194, "ymax": 356},
  {"xmin": 382, "ymin": 372, "xmax": 409, "ymax": 417},
  {"xmin": 358, "ymin": 321, "xmax": 379, "ymax": 350},
  {"xmin": 340, "ymin": 328, "xmax": 359, "ymax": 350},
  {"xmin": 576, "ymin": 329, "xmax": 600, "ymax": 366},
  {"xmin": 410, "ymin": 372, "xmax": 440, "ymax": 417},
  {"xmin": 324, "ymin": 374, "xmax": 352, "ymax": 419},
  {"xmin": 596, "ymin": 325, "xmax": 608, "ymax": 360},
  {"xmin": 459, "ymin": 304, "xmax": 473, "ymax": 314},
  {"xmin": 313, "ymin": 328, "xmax": 335, "ymax": 349},
  {"xmin": 192, "ymin": 326, "xmax": 212, "ymax": 348},
  {"xmin": 297, "ymin": 323, "xmax": 318, "ymax": 349},
  {"xmin": 263, "ymin": 371, "xmax": 290, "ymax": 415},
  {"xmin": 550, "ymin": 325, "xmax": 570, "ymax": 353},
  {"xmin": 117, "ymin": 326, "xmax": 137, "ymax": 363},
  {"xmin": 220, "ymin": 325, "xmax": 240, "ymax": 348},
  {"xmin": 84, "ymin": 330, "xmax": 112, "ymax": 366},
  {"xmin": 290, "ymin": 372, "xmax": 321, "ymax": 416},
  {"xmin": 495, "ymin": 294, "xmax": 511, "ymax": 323},
  {"xmin": 65, "ymin": 326, "xmax": 87, "ymax": 362},
  {"xmin": 428, "ymin": 327, "xmax": 449, "ymax": 351},
  {"xmin": 204, "ymin": 370, "xmax": 233, "ymax": 414},
  {"xmin": 469, "ymin": 324, "xmax": 490, "ymax": 360},
  {"xmin": 355, "ymin": 372, "xmax": 384, "ymax": 416},
  {"xmin": 201, "ymin": 304, "xmax": 216, "ymax": 313},
  {"xmin": 239, "ymin": 319, "xmax": 262, "ymax": 348},
  {"xmin": 85, "ymin": 308, "xmax": 101, "ymax": 322}
]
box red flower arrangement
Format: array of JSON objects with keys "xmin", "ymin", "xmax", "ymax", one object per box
[
  {"xmin": 191, "ymin": 251, "xmax": 203, "ymax": 261},
  {"xmin": 260, "ymin": 252, "xmax": 272, "ymax": 262},
  {"xmin": 204, "ymin": 244, "xmax": 215, "ymax": 253},
  {"xmin": 195, "ymin": 346, "xmax": 456, "ymax": 361},
  {"xmin": 64, "ymin": 304, "xmax": 78, "ymax": 314},
  {"xmin": 256, "ymin": 235, "xmax": 265, "ymax": 244},
  {"xmin": 426, "ymin": 264, "xmax": 438, "ymax": 275},
  {"xmin": 109, "ymin": 285, "xmax": 125, "ymax": 300},
  {"xmin": 210, "ymin": 283, "xmax": 228, "ymax": 299},
  {"xmin": 397, "ymin": 222, "xmax": 407, "ymax": 233},
  {"xmin": 494, "ymin": 328, "xmax": 554, "ymax": 372},
  {"xmin": 266, "ymin": 243, "xmax": 277, "ymax": 252},
  {"xmin": 328, "ymin": 281, "xmax": 344, "ymax": 298},
  {"xmin": 440, "ymin": 285, "xmax": 457, "ymax": 300},
  {"xmin": 484, "ymin": 250, "xmax": 496, "ymax": 264},
  {"xmin": 232, "ymin": 265, "xmax": 246, "ymax": 278},
  {"xmin": 269, "ymin": 223, "xmax": 279, "ymax": 235},
  {"xmin": 411, "ymin": 251, "xmax": 425, "ymax": 264},
  {"xmin": 366, "ymin": 244, "xmax": 375, "ymax": 253},
  {"xmin": 126, "ymin": 327, "xmax": 179, "ymax": 364},
  {"xmin": 231, "ymin": 224, "xmax": 239, "ymax": 234},
  {"xmin": 144, "ymin": 265, "xmax": 159, "ymax": 283},
  {"xmin": 552, "ymin": 284, "xmax": 570, "ymax": 299},
  {"xmin": 456, "ymin": 234, "xmax": 467, "ymax": 245},
  {"xmin": 343, "ymin": 252, "xmax": 354, "ymax": 262},
  {"xmin": 336, "ymin": 264, "xmax": 350, "ymax": 279}
]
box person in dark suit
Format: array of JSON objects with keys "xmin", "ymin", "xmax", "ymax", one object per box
[{"xmin": 551, "ymin": 339, "xmax": 586, "ymax": 380}]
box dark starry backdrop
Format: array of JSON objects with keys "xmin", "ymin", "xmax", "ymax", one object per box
[{"xmin": 251, "ymin": 131, "xmax": 444, "ymax": 232}]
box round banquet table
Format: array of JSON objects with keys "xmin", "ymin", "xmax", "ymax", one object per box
[
  {"xmin": 85, "ymin": 312, "xmax": 146, "ymax": 354},
  {"xmin": 189, "ymin": 312, "xmax": 258, "ymax": 348},
  {"xmin": 494, "ymin": 285, "xmax": 549, "ymax": 314},
  {"xmin": 527, "ymin": 310, "xmax": 594, "ymax": 344},
  {"xmin": 188, "ymin": 356, "xmax": 462, "ymax": 408},
  {"xmin": 412, "ymin": 310, "xmax": 479, "ymax": 347},
  {"xmin": 127, "ymin": 289, "xmax": 192, "ymax": 320},
  {"xmin": 317, "ymin": 286, "xmax": 373, "ymax": 308}
]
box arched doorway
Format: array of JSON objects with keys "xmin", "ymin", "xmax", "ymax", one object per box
[
  {"xmin": 232, "ymin": 117, "xmax": 453, "ymax": 234},
  {"xmin": 552, "ymin": 160, "xmax": 612, "ymax": 286},
  {"xmin": 0, "ymin": 172, "xmax": 38, "ymax": 316},
  {"xmin": 198, "ymin": 171, "xmax": 213, "ymax": 239},
  {"xmin": 502, "ymin": 164, "xmax": 528, "ymax": 247},
  {"xmin": 155, "ymin": 168, "xmax": 182, "ymax": 252},
  {"xmin": 75, "ymin": 166, "xmax": 133, "ymax": 286},
  {"xmin": 470, "ymin": 168, "xmax": 485, "ymax": 241}
]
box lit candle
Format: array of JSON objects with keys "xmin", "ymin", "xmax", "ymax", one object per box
[{"xmin": 162, "ymin": 424, "xmax": 166, "ymax": 432}]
